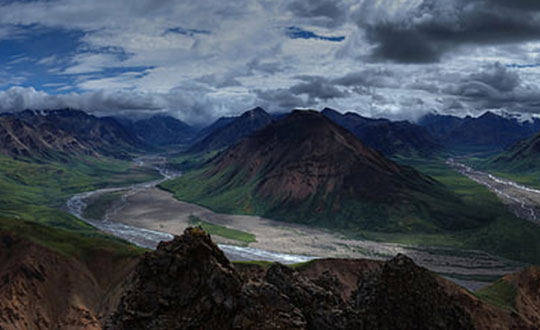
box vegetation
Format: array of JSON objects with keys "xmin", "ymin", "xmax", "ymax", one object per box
[
  {"xmin": 474, "ymin": 279, "xmax": 517, "ymax": 311},
  {"xmin": 83, "ymin": 190, "xmax": 126, "ymax": 220},
  {"xmin": 0, "ymin": 216, "xmax": 145, "ymax": 261},
  {"xmin": 167, "ymin": 150, "xmax": 221, "ymax": 171},
  {"xmin": 188, "ymin": 215, "xmax": 256, "ymax": 244},
  {"xmin": 162, "ymin": 155, "xmax": 540, "ymax": 266},
  {"xmin": 0, "ymin": 155, "xmax": 161, "ymax": 230}
]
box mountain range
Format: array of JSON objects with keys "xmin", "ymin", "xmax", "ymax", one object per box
[
  {"xmin": 0, "ymin": 109, "xmax": 145, "ymax": 160},
  {"xmin": 322, "ymin": 108, "xmax": 442, "ymax": 156},
  {"xmin": 187, "ymin": 107, "xmax": 274, "ymax": 153},
  {"xmin": 419, "ymin": 111, "xmax": 540, "ymax": 151},
  {"xmin": 161, "ymin": 110, "xmax": 488, "ymax": 232}
]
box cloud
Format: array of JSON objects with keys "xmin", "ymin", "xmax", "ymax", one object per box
[
  {"xmin": 254, "ymin": 88, "xmax": 311, "ymax": 111},
  {"xmin": 289, "ymin": 76, "xmax": 348, "ymax": 101},
  {"xmin": 356, "ymin": 0, "xmax": 540, "ymax": 63},
  {"xmin": 285, "ymin": 0, "xmax": 348, "ymax": 28}
]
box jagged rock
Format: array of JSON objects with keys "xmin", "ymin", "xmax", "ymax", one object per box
[{"xmin": 354, "ymin": 253, "xmax": 475, "ymax": 330}]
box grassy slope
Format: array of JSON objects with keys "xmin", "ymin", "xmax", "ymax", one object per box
[
  {"xmin": 188, "ymin": 215, "xmax": 256, "ymax": 244},
  {"xmin": 471, "ymin": 155, "xmax": 540, "ymax": 190},
  {"xmin": 0, "ymin": 216, "xmax": 144, "ymax": 262},
  {"xmin": 161, "ymin": 155, "xmax": 540, "ymax": 265},
  {"xmin": 0, "ymin": 155, "xmax": 161, "ymax": 230},
  {"xmin": 160, "ymin": 164, "xmax": 494, "ymax": 234},
  {"xmin": 474, "ymin": 279, "xmax": 517, "ymax": 311},
  {"xmin": 386, "ymin": 157, "xmax": 540, "ymax": 265},
  {"xmin": 83, "ymin": 191, "xmax": 125, "ymax": 220},
  {"xmin": 0, "ymin": 154, "xmax": 162, "ymax": 263}
]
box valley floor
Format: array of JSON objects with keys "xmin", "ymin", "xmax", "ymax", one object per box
[{"xmin": 99, "ymin": 185, "xmax": 520, "ymax": 291}]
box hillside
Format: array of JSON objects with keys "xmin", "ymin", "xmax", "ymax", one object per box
[
  {"xmin": 0, "ymin": 109, "xmax": 146, "ymax": 160},
  {"xmin": 487, "ymin": 131, "xmax": 540, "ymax": 171},
  {"xmin": 106, "ymin": 228, "xmax": 538, "ymax": 329},
  {"xmin": 187, "ymin": 107, "xmax": 273, "ymax": 153},
  {"xmin": 162, "ymin": 110, "xmax": 490, "ymax": 232},
  {"xmin": 322, "ymin": 108, "xmax": 442, "ymax": 156},
  {"xmin": 0, "ymin": 218, "xmax": 142, "ymax": 330}
]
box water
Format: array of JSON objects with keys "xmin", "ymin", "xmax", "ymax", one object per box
[{"xmin": 65, "ymin": 156, "xmax": 316, "ymax": 264}]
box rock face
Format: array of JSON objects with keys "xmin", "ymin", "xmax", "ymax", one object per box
[
  {"xmin": 0, "ymin": 109, "xmax": 145, "ymax": 160},
  {"xmin": 107, "ymin": 228, "xmax": 536, "ymax": 330},
  {"xmin": 0, "ymin": 232, "xmax": 137, "ymax": 330}
]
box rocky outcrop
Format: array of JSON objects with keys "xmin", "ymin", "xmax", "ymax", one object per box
[
  {"xmin": 107, "ymin": 228, "xmax": 537, "ymax": 330},
  {"xmin": 2, "ymin": 227, "xmax": 538, "ymax": 329}
]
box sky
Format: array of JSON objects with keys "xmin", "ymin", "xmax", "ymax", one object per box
[{"xmin": 2, "ymin": 0, "xmax": 540, "ymax": 124}]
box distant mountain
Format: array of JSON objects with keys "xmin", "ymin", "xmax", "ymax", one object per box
[
  {"xmin": 0, "ymin": 109, "xmax": 145, "ymax": 160},
  {"xmin": 419, "ymin": 111, "xmax": 540, "ymax": 151},
  {"xmin": 487, "ymin": 131, "xmax": 540, "ymax": 171},
  {"xmin": 163, "ymin": 110, "xmax": 486, "ymax": 232},
  {"xmin": 188, "ymin": 107, "xmax": 273, "ymax": 153},
  {"xmin": 322, "ymin": 108, "xmax": 442, "ymax": 156},
  {"xmin": 0, "ymin": 115, "xmax": 92, "ymax": 159},
  {"xmin": 192, "ymin": 116, "xmax": 237, "ymax": 143},
  {"xmin": 128, "ymin": 115, "xmax": 197, "ymax": 146}
]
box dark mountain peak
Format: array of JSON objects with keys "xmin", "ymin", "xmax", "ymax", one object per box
[
  {"xmin": 156, "ymin": 227, "xmax": 232, "ymax": 267},
  {"xmin": 321, "ymin": 107, "xmax": 341, "ymax": 115},
  {"xmin": 323, "ymin": 109, "xmax": 441, "ymax": 156},
  {"xmin": 128, "ymin": 115, "xmax": 196, "ymax": 146},
  {"xmin": 188, "ymin": 107, "xmax": 274, "ymax": 153},
  {"xmin": 476, "ymin": 111, "xmax": 506, "ymax": 122},
  {"xmin": 199, "ymin": 109, "xmax": 449, "ymax": 229},
  {"xmin": 241, "ymin": 107, "xmax": 271, "ymax": 119},
  {"xmin": 43, "ymin": 108, "xmax": 94, "ymax": 119},
  {"xmin": 288, "ymin": 108, "xmax": 321, "ymax": 118},
  {"xmin": 478, "ymin": 110, "xmax": 498, "ymax": 119}
]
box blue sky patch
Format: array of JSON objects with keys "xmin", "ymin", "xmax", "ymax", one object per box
[
  {"xmin": 164, "ymin": 27, "xmax": 211, "ymax": 37},
  {"xmin": 285, "ymin": 26, "xmax": 345, "ymax": 42}
]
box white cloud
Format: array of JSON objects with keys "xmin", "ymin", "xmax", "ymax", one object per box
[{"xmin": 2, "ymin": 0, "xmax": 540, "ymax": 122}]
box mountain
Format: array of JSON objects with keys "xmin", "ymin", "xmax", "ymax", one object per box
[
  {"xmin": 419, "ymin": 111, "xmax": 540, "ymax": 151},
  {"xmin": 129, "ymin": 115, "xmax": 197, "ymax": 146},
  {"xmin": 0, "ymin": 115, "xmax": 93, "ymax": 159},
  {"xmin": 3, "ymin": 225, "xmax": 540, "ymax": 329},
  {"xmin": 487, "ymin": 131, "xmax": 540, "ymax": 171},
  {"xmin": 192, "ymin": 116, "xmax": 237, "ymax": 143},
  {"xmin": 2, "ymin": 109, "xmax": 146, "ymax": 160},
  {"xmin": 0, "ymin": 220, "xmax": 141, "ymax": 330},
  {"xmin": 188, "ymin": 107, "xmax": 273, "ymax": 153},
  {"xmin": 322, "ymin": 108, "xmax": 442, "ymax": 156},
  {"xmin": 106, "ymin": 228, "xmax": 538, "ymax": 329},
  {"xmin": 162, "ymin": 110, "xmax": 487, "ymax": 232}
]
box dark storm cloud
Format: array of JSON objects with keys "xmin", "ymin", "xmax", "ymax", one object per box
[
  {"xmin": 254, "ymin": 88, "xmax": 311, "ymax": 110},
  {"xmin": 448, "ymin": 63, "xmax": 521, "ymax": 99},
  {"xmin": 285, "ymin": 0, "xmax": 347, "ymax": 28},
  {"xmin": 441, "ymin": 63, "xmax": 540, "ymax": 115},
  {"xmin": 289, "ymin": 76, "xmax": 348, "ymax": 101},
  {"xmin": 332, "ymin": 69, "xmax": 400, "ymax": 89},
  {"xmin": 360, "ymin": 0, "xmax": 540, "ymax": 63},
  {"xmin": 489, "ymin": 0, "xmax": 540, "ymax": 11}
]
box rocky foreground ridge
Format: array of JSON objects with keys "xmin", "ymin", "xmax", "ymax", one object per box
[{"xmin": 1, "ymin": 228, "xmax": 540, "ymax": 329}]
